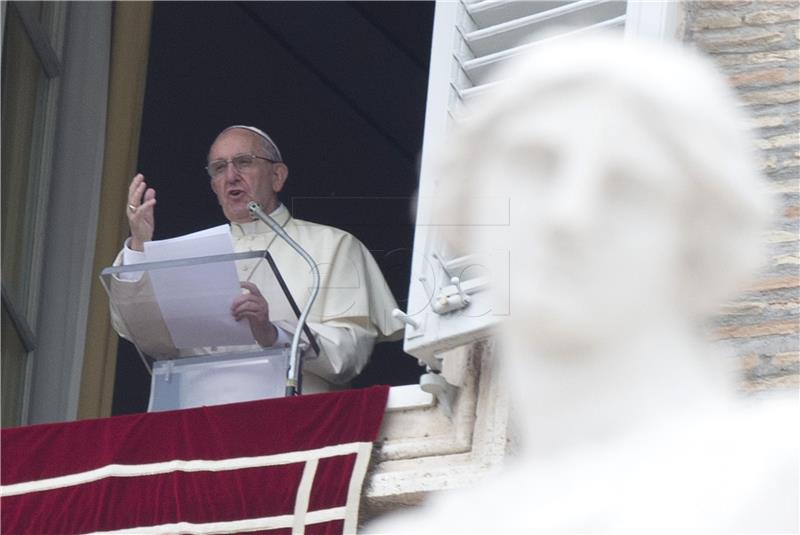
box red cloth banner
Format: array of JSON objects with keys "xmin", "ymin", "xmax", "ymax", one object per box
[{"xmin": 1, "ymin": 385, "xmax": 389, "ymax": 534}]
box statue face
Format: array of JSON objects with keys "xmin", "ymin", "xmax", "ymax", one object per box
[{"xmin": 473, "ymin": 87, "xmax": 692, "ymax": 352}]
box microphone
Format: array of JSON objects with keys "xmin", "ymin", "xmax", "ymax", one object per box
[{"xmin": 248, "ymin": 201, "xmax": 320, "ymax": 396}]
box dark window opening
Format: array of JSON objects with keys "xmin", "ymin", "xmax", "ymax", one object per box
[{"xmin": 112, "ymin": 1, "xmax": 434, "ymax": 415}]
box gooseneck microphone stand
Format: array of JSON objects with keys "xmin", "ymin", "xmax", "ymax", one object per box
[{"xmin": 248, "ymin": 202, "xmax": 320, "ymax": 396}]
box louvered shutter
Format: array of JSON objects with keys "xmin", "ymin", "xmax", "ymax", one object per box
[{"xmin": 400, "ymin": 1, "xmax": 680, "ymax": 368}]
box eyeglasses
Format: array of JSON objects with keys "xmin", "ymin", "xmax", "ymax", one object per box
[{"xmin": 205, "ymin": 153, "xmax": 279, "ymax": 179}]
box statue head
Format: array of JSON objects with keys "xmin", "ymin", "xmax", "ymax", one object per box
[{"xmin": 435, "ymin": 34, "xmax": 771, "ymax": 351}]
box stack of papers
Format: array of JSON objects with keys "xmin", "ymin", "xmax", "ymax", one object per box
[{"xmin": 143, "ymin": 225, "xmax": 255, "ymax": 348}]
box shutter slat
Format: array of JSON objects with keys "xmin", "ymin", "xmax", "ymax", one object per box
[
  {"xmin": 462, "ymin": 0, "xmax": 628, "ymax": 58},
  {"xmin": 465, "ymin": 0, "xmax": 574, "ymax": 29},
  {"xmin": 457, "ymin": 14, "xmax": 627, "ymax": 88}
]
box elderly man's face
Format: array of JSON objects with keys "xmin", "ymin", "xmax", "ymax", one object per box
[{"xmin": 208, "ymin": 129, "xmax": 287, "ymax": 223}]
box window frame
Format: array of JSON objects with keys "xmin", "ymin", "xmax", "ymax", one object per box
[{"xmin": 1, "ymin": 1, "xmax": 67, "ymax": 426}]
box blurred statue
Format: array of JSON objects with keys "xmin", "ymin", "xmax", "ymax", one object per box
[{"xmin": 369, "ymin": 34, "xmax": 798, "ymax": 533}]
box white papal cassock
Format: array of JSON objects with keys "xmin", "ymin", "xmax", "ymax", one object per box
[{"xmin": 111, "ymin": 204, "xmax": 404, "ymax": 395}]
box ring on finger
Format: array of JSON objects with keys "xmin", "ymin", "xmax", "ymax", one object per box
[{"xmin": 127, "ymin": 204, "xmax": 137, "ymax": 213}]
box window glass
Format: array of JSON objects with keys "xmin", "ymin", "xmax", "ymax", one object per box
[
  {"xmin": 2, "ymin": 6, "xmax": 43, "ymax": 316},
  {"xmin": 1, "ymin": 4, "xmax": 52, "ymax": 427}
]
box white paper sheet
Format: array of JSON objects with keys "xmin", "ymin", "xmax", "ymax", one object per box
[{"xmin": 143, "ymin": 225, "xmax": 255, "ymax": 348}]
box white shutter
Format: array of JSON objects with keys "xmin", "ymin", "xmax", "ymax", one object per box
[
  {"xmin": 458, "ymin": 0, "xmax": 626, "ymax": 92},
  {"xmin": 400, "ymin": 0, "xmax": 679, "ymax": 368}
]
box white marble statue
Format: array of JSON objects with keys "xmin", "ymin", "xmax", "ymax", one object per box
[{"xmin": 369, "ymin": 34, "xmax": 798, "ymax": 533}]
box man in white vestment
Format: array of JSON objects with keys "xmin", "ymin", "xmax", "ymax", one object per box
[{"xmin": 112, "ymin": 125, "xmax": 403, "ymax": 394}]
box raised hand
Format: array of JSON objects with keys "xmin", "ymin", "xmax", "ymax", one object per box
[
  {"xmin": 232, "ymin": 281, "xmax": 279, "ymax": 347},
  {"xmin": 127, "ymin": 173, "xmax": 157, "ymax": 251}
]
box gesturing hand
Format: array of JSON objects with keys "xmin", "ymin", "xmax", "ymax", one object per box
[
  {"xmin": 233, "ymin": 281, "xmax": 279, "ymax": 347},
  {"xmin": 127, "ymin": 173, "xmax": 156, "ymax": 252}
]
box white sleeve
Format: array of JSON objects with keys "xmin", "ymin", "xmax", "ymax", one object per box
[
  {"xmin": 272, "ymin": 324, "xmax": 293, "ymax": 346},
  {"xmin": 306, "ymin": 321, "xmax": 377, "ymax": 384},
  {"xmin": 118, "ymin": 238, "xmax": 147, "ymax": 281},
  {"xmin": 272, "ymin": 319, "xmax": 377, "ymax": 385}
]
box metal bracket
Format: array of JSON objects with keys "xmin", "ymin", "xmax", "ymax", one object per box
[
  {"xmin": 420, "ymin": 368, "xmax": 458, "ymax": 417},
  {"xmin": 392, "ymin": 308, "xmax": 425, "ymax": 339}
]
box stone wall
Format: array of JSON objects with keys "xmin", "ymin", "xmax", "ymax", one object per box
[{"xmin": 683, "ymin": 0, "xmax": 799, "ymax": 393}]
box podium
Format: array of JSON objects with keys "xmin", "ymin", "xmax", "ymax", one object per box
[{"xmin": 100, "ymin": 250, "xmax": 312, "ymax": 411}]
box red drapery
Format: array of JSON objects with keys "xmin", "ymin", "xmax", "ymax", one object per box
[{"xmin": 1, "ymin": 385, "xmax": 389, "ymax": 534}]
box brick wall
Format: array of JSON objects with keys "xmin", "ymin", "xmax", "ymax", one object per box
[{"xmin": 683, "ymin": 0, "xmax": 799, "ymax": 393}]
